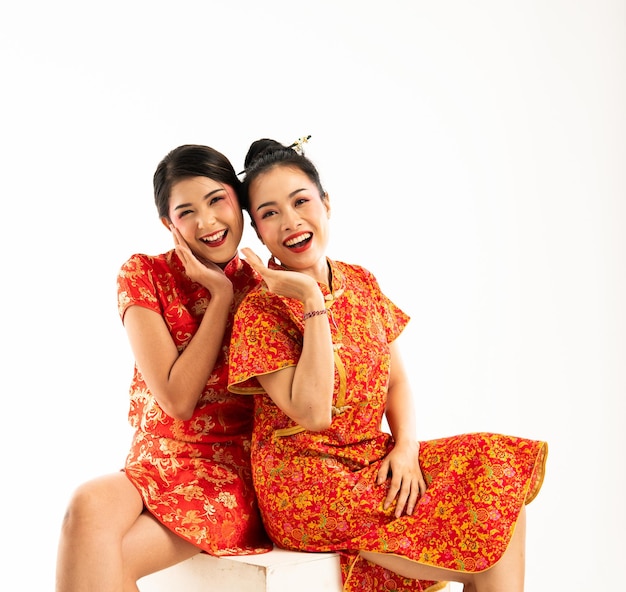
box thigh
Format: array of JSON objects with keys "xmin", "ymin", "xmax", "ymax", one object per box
[
  {"xmin": 359, "ymin": 551, "xmax": 472, "ymax": 586},
  {"xmin": 122, "ymin": 511, "xmax": 200, "ymax": 581},
  {"xmin": 66, "ymin": 472, "xmax": 145, "ymax": 536}
]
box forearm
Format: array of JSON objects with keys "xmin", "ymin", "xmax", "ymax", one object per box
[
  {"xmin": 380, "ymin": 357, "xmax": 425, "ymax": 517},
  {"xmin": 158, "ymin": 293, "xmax": 232, "ymax": 419},
  {"xmin": 385, "ymin": 343, "xmax": 417, "ymax": 445},
  {"xmin": 290, "ymin": 300, "xmax": 335, "ymax": 430},
  {"xmin": 386, "ymin": 385, "xmax": 417, "ymax": 444},
  {"xmin": 240, "ymin": 252, "xmax": 335, "ymax": 431}
]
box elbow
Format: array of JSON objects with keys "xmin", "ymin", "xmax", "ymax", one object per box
[
  {"xmin": 307, "ymin": 418, "xmax": 332, "ymax": 432},
  {"xmin": 288, "ymin": 382, "xmax": 334, "ymax": 431},
  {"xmin": 299, "ymin": 409, "xmax": 332, "ymax": 432},
  {"xmin": 157, "ymin": 399, "xmax": 196, "ymax": 421},
  {"xmin": 168, "ymin": 408, "xmax": 195, "ymax": 421}
]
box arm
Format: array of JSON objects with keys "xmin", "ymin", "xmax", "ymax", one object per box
[
  {"xmin": 242, "ymin": 248, "xmax": 334, "ymax": 431},
  {"xmin": 377, "ymin": 341, "xmax": 427, "ymax": 517},
  {"xmin": 123, "ymin": 228, "xmax": 234, "ymax": 420}
]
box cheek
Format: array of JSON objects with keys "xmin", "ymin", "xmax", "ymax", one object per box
[
  {"xmin": 172, "ymin": 217, "xmax": 195, "ymax": 241},
  {"xmin": 253, "ymin": 218, "xmax": 272, "ymax": 243},
  {"xmin": 230, "ymin": 208, "xmax": 245, "ymax": 235},
  {"xmin": 223, "ymin": 191, "xmax": 245, "ymax": 234}
]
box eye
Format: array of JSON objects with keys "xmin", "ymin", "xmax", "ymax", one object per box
[
  {"xmin": 209, "ymin": 194, "xmax": 225, "ymax": 206},
  {"xmin": 295, "ymin": 197, "xmax": 309, "ymax": 207},
  {"xmin": 177, "ymin": 208, "xmax": 193, "ymax": 218},
  {"xmin": 260, "ymin": 209, "xmax": 277, "ymax": 220}
]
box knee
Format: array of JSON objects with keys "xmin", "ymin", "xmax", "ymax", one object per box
[{"xmin": 61, "ymin": 481, "xmax": 110, "ymax": 534}]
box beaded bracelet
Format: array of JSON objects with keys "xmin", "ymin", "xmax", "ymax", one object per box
[{"xmin": 303, "ymin": 309, "xmax": 328, "ymax": 321}]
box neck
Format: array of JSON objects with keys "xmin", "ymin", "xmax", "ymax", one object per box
[{"xmin": 274, "ymin": 256, "xmax": 330, "ymax": 286}]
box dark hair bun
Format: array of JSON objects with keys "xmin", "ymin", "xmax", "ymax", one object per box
[{"xmin": 244, "ymin": 138, "xmax": 286, "ymax": 169}]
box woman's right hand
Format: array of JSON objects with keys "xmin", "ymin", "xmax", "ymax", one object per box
[
  {"xmin": 241, "ymin": 248, "xmax": 320, "ymax": 304},
  {"xmin": 171, "ymin": 225, "xmax": 233, "ymax": 296}
]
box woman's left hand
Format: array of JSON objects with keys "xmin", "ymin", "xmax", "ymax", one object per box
[
  {"xmin": 171, "ymin": 225, "xmax": 233, "ymax": 295},
  {"xmin": 377, "ymin": 441, "xmax": 426, "ymax": 518}
]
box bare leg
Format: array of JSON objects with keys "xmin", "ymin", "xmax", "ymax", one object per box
[
  {"xmin": 121, "ymin": 510, "xmax": 201, "ymax": 587},
  {"xmin": 56, "ymin": 473, "xmax": 199, "ymax": 592},
  {"xmin": 358, "ymin": 551, "xmax": 474, "ymax": 587},
  {"xmin": 472, "ymin": 505, "xmax": 526, "ymax": 592},
  {"xmin": 360, "ymin": 506, "xmax": 527, "ymax": 592}
]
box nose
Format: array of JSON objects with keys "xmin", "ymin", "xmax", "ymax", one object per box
[
  {"xmin": 281, "ymin": 207, "xmax": 302, "ymax": 231},
  {"xmin": 198, "ymin": 208, "xmax": 217, "ymax": 229}
]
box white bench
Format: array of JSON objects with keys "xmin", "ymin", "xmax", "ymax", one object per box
[
  {"xmin": 138, "ymin": 547, "xmax": 343, "ymax": 592},
  {"xmin": 138, "ymin": 546, "xmax": 452, "ymax": 591}
]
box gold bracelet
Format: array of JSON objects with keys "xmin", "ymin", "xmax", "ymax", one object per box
[{"xmin": 303, "ymin": 309, "xmax": 327, "ymax": 320}]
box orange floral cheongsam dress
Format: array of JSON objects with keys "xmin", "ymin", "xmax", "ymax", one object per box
[
  {"xmin": 229, "ymin": 258, "xmax": 548, "ymax": 591},
  {"xmin": 117, "ymin": 250, "xmax": 272, "ymax": 556}
]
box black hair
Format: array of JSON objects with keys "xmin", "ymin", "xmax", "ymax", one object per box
[
  {"xmin": 241, "ymin": 138, "xmax": 326, "ymax": 214},
  {"xmin": 153, "ymin": 144, "xmax": 241, "ymax": 220}
]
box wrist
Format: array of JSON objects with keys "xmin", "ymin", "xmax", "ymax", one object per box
[
  {"xmin": 302, "ymin": 293, "xmax": 326, "ymax": 313},
  {"xmin": 208, "ymin": 290, "xmax": 234, "ymax": 309},
  {"xmin": 393, "ymin": 436, "xmax": 418, "ymax": 448},
  {"xmin": 303, "ymin": 308, "xmax": 327, "ymax": 321}
]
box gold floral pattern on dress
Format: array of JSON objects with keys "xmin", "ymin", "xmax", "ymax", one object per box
[
  {"xmin": 229, "ymin": 258, "xmax": 547, "ymax": 589},
  {"xmin": 118, "ymin": 251, "xmax": 272, "ymax": 556}
]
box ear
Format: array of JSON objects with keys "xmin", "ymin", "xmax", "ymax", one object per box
[
  {"xmin": 251, "ymin": 220, "xmax": 264, "ymax": 244},
  {"xmin": 323, "ymin": 192, "xmax": 331, "ymax": 218},
  {"xmin": 160, "ymin": 217, "xmax": 172, "ymax": 231}
]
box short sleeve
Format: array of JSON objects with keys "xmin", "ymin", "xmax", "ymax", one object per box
[
  {"xmin": 358, "ymin": 265, "xmax": 410, "ymax": 343},
  {"xmin": 117, "ymin": 254, "xmax": 161, "ymax": 321},
  {"xmin": 228, "ymin": 289, "xmax": 303, "ymax": 394},
  {"xmin": 379, "ymin": 291, "xmax": 410, "ymax": 343}
]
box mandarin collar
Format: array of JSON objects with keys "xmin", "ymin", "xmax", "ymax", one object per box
[{"xmin": 223, "ymin": 252, "xmax": 244, "ymax": 278}]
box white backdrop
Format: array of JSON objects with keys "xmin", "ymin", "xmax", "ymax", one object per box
[{"xmin": 1, "ymin": 2, "xmax": 624, "ymax": 591}]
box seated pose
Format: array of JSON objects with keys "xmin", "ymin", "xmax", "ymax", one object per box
[
  {"xmin": 56, "ymin": 145, "xmax": 271, "ymax": 592},
  {"xmin": 228, "ymin": 137, "xmax": 547, "ymax": 592}
]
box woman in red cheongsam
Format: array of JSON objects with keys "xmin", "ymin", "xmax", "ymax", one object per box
[
  {"xmin": 228, "ymin": 138, "xmax": 547, "ymax": 592},
  {"xmin": 56, "ymin": 145, "xmax": 271, "ymax": 592}
]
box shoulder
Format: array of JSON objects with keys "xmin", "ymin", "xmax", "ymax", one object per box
[
  {"xmin": 333, "ymin": 260, "xmax": 380, "ymax": 287},
  {"xmin": 119, "ymin": 253, "xmax": 149, "ymax": 273},
  {"xmin": 239, "ymin": 284, "xmax": 291, "ymax": 312},
  {"xmin": 236, "ymin": 285, "xmax": 302, "ymax": 327},
  {"xmin": 117, "ymin": 251, "xmax": 180, "ymax": 296},
  {"xmin": 119, "ymin": 251, "xmax": 174, "ymax": 275},
  {"xmin": 117, "ymin": 252, "xmax": 180, "ymax": 317},
  {"xmin": 334, "ymin": 259, "xmax": 373, "ymax": 275}
]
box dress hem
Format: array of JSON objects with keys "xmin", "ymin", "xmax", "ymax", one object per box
[{"xmin": 122, "ymin": 468, "xmax": 273, "ymax": 557}]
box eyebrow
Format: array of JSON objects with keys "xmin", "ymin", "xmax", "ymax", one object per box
[
  {"xmin": 173, "ymin": 187, "xmax": 225, "ymax": 211},
  {"xmin": 255, "ymin": 188, "xmax": 307, "ymax": 212}
]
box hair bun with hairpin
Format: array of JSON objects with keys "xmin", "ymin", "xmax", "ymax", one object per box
[
  {"xmin": 241, "ymin": 135, "xmax": 313, "ymax": 177},
  {"xmin": 288, "ymin": 135, "xmax": 311, "ymax": 155},
  {"xmin": 243, "ymin": 139, "xmax": 284, "ymax": 169}
]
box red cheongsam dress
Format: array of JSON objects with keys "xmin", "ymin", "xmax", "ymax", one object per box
[
  {"xmin": 118, "ymin": 250, "xmax": 272, "ymax": 556},
  {"xmin": 229, "ymin": 258, "xmax": 547, "ymax": 590}
]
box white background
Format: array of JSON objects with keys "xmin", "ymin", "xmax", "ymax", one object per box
[{"xmin": 1, "ymin": 2, "xmax": 624, "ymax": 591}]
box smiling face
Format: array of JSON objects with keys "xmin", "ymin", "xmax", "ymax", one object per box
[
  {"xmin": 165, "ymin": 176, "xmax": 244, "ymax": 266},
  {"xmin": 249, "ymin": 165, "xmax": 331, "ymax": 285}
]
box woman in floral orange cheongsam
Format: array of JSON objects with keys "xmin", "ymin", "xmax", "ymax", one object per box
[
  {"xmin": 228, "ymin": 138, "xmax": 547, "ymax": 592},
  {"xmin": 56, "ymin": 145, "xmax": 271, "ymax": 592}
]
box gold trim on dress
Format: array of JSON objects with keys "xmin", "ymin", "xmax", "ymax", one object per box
[
  {"xmin": 331, "ymin": 349, "xmax": 351, "ymax": 416},
  {"xmin": 274, "ymin": 425, "xmax": 306, "ymax": 437}
]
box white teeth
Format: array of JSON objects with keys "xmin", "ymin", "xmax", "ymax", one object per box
[
  {"xmin": 285, "ymin": 233, "xmax": 311, "ymax": 247},
  {"xmin": 202, "ymin": 230, "xmax": 226, "ymax": 243}
]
